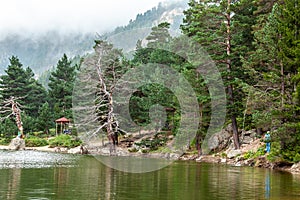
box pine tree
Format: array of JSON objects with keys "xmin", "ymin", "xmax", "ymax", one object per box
[
  {"xmin": 243, "ymin": 0, "xmax": 300, "ymax": 161},
  {"xmin": 146, "ymin": 22, "xmax": 172, "ymax": 48},
  {"xmin": 0, "ymin": 56, "xmax": 29, "ymax": 102},
  {"xmin": 181, "ymin": 0, "xmax": 256, "ymax": 149},
  {"xmin": 36, "ymin": 102, "xmax": 53, "ymax": 134},
  {"xmin": 48, "ymin": 54, "xmax": 76, "ymax": 119},
  {"xmin": 0, "ymin": 56, "xmax": 47, "ymax": 117}
]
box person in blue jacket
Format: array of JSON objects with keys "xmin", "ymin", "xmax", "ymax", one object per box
[{"xmin": 264, "ymin": 131, "xmax": 271, "ymax": 153}]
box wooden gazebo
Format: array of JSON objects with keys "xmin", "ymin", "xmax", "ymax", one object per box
[{"xmin": 55, "ymin": 117, "xmax": 71, "ymax": 136}]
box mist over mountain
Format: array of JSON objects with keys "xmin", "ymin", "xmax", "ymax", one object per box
[
  {"xmin": 0, "ymin": 32, "xmax": 94, "ymax": 75},
  {"xmin": 103, "ymin": 0, "xmax": 188, "ymax": 53},
  {"xmin": 0, "ymin": 0, "xmax": 188, "ymax": 75}
]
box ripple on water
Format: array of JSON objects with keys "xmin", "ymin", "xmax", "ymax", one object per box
[{"xmin": 0, "ymin": 150, "xmax": 78, "ymax": 169}]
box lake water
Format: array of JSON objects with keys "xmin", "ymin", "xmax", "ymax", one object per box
[{"xmin": 0, "ymin": 150, "xmax": 300, "ymax": 200}]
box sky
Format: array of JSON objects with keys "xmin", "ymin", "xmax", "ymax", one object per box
[{"xmin": 0, "ymin": 0, "xmax": 166, "ymax": 37}]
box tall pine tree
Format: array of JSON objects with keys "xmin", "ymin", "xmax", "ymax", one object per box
[
  {"xmin": 0, "ymin": 56, "xmax": 47, "ymax": 117},
  {"xmin": 48, "ymin": 54, "xmax": 76, "ymax": 119},
  {"xmin": 181, "ymin": 0, "xmax": 256, "ymax": 149}
]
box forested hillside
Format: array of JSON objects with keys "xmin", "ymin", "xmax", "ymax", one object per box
[{"xmin": 0, "ymin": 0, "xmax": 188, "ymax": 76}]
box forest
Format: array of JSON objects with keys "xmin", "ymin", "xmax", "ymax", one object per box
[{"xmin": 0, "ymin": 0, "xmax": 299, "ymax": 162}]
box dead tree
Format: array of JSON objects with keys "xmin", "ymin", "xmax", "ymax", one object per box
[
  {"xmin": 0, "ymin": 97, "xmax": 24, "ymax": 138},
  {"xmin": 73, "ymin": 40, "xmax": 125, "ymax": 149}
]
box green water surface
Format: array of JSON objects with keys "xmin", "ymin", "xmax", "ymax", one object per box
[{"xmin": 0, "ymin": 150, "xmax": 299, "ymax": 200}]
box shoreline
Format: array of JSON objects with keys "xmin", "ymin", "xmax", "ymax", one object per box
[{"xmin": 1, "ymin": 144, "xmax": 300, "ymax": 174}]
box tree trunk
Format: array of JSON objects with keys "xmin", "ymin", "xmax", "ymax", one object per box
[
  {"xmin": 106, "ymin": 93, "xmax": 117, "ymax": 146},
  {"xmin": 196, "ymin": 134, "xmax": 202, "ymax": 157},
  {"xmin": 280, "ymin": 61, "xmax": 285, "ymax": 108},
  {"xmin": 231, "ymin": 115, "xmax": 240, "ymax": 149},
  {"xmin": 257, "ymin": 128, "xmax": 263, "ymax": 136},
  {"xmin": 226, "ymin": 0, "xmax": 240, "ymax": 149}
]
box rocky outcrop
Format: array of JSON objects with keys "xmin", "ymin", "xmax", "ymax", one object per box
[
  {"xmin": 8, "ymin": 138, "xmax": 25, "ymax": 150},
  {"xmin": 240, "ymin": 130, "xmax": 256, "ymax": 144},
  {"xmin": 207, "ymin": 125, "xmax": 232, "ymax": 152}
]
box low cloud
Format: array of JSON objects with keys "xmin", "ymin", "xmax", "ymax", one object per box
[{"xmin": 0, "ymin": 0, "xmax": 165, "ymax": 38}]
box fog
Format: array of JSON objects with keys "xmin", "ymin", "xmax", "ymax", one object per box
[{"xmin": 0, "ymin": 0, "xmax": 166, "ymax": 39}]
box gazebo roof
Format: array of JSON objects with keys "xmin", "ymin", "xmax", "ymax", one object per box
[{"xmin": 55, "ymin": 117, "xmax": 70, "ymax": 123}]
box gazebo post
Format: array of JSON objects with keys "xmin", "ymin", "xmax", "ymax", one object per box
[
  {"xmin": 56, "ymin": 123, "xmax": 58, "ymax": 136},
  {"xmin": 60, "ymin": 122, "xmax": 63, "ymax": 134}
]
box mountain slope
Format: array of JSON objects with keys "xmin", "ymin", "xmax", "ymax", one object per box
[
  {"xmin": 103, "ymin": 0, "xmax": 188, "ymax": 52},
  {"xmin": 0, "ymin": 32, "xmax": 94, "ymax": 75},
  {"xmin": 0, "ymin": 0, "xmax": 188, "ymax": 76}
]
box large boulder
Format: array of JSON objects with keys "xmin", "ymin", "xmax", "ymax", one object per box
[
  {"xmin": 240, "ymin": 129, "xmax": 256, "ymax": 144},
  {"xmin": 68, "ymin": 145, "xmax": 89, "ymax": 154},
  {"xmin": 207, "ymin": 128, "xmax": 232, "ymax": 152},
  {"xmin": 8, "ymin": 138, "xmax": 25, "ymax": 150},
  {"xmin": 227, "ymin": 149, "xmax": 242, "ymax": 159}
]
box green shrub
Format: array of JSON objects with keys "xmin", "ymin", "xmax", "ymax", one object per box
[
  {"xmin": 243, "ymin": 151, "xmax": 255, "ymax": 159},
  {"xmin": 48, "ymin": 134, "xmax": 82, "ymax": 148},
  {"xmin": 254, "ymin": 147, "xmax": 265, "ymax": 157},
  {"xmin": 25, "ymin": 136, "xmax": 48, "ymax": 147},
  {"xmin": 293, "ymin": 153, "xmax": 300, "ymax": 163},
  {"xmin": 134, "ymin": 136, "xmax": 167, "ymax": 151},
  {"xmin": 49, "ymin": 128, "xmax": 56, "ymax": 136},
  {"xmin": 243, "ymin": 147, "xmax": 266, "ymax": 160},
  {"xmin": 267, "ymin": 141, "xmax": 281, "ymax": 162},
  {"xmin": 31, "ymin": 131, "xmax": 49, "ymax": 138},
  {"xmin": 0, "ymin": 137, "xmax": 12, "ymax": 145},
  {"xmin": 221, "ymin": 152, "xmax": 227, "ymax": 158}
]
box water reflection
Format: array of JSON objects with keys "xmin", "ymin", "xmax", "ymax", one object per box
[
  {"xmin": 265, "ymin": 170, "xmax": 270, "ymax": 199},
  {"xmin": 6, "ymin": 169, "xmax": 21, "ymax": 200},
  {"xmin": 0, "ymin": 151, "xmax": 300, "ymax": 200}
]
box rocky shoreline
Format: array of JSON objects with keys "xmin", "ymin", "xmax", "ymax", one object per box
[
  {"xmin": 180, "ymin": 152, "xmax": 300, "ymax": 174},
  {"xmin": 1, "ymin": 128, "xmax": 300, "ymax": 174},
  {"xmin": 1, "ymin": 142, "xmax": 300, "ymax": 174}
]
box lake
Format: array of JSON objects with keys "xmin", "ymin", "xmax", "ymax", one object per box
[{"xmin": 0, "ymin": 150, "xmax": 300, "ymax": 200}]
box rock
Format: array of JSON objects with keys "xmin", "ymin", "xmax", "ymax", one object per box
[
  {"xmin": 227, "ymin": 149, "xmax": 242, "ymax": 159},
  {"xmin": 244, "ymin": 159, "xmax": 255, "ymax": 166},
  {"xmin": 166, "ymin": 153, "xmax": 181, "ymax": 160},
  {"xmin": 195, "ymin": 155, "xmax": 220, "ymax": 163},
  {"xmin": 68, "ymin": 146, "xmax": 81, "ymax": 154},
  {"xmin": 242, "ymin": 136, "xmax": 253, "ymax": 144},
  {"xmin": 8, "ymin": 138, "xmax": 25, "ymax": 150},
  {"xmin": 290, "ymin": 162, "xmax": 300, "ymax": 172},
  {"xmin": 240, "ymin": 129, "xmax": 256, "ymax": 144},
  {"xmin": 208, "ymin": 128, "xmax": 232, "ymax": 152},
  {"xmin": 225, "ymin": 123, "xmax": 233, "ymax": 133},
  {"xmin": 235, "ymin": 156, "xmax": 244, "ymax": 162},
  {"xmin": 195, "ymin": 156, "xmax": 202, "ymax": 162},
  {"xmin": 168, "ymin": 135, "xmax": 174, "ymax": 140},
  {"xmin": 139, "ymin": 147, "xmax": 150, "ymax": 153},
  {"xmin": 80, "ymin": 145, "xmax": 89, "ymax": 154},
  {"xmin": 54, "ymin": 147, "xmax": 68, "ymax": 153},
  {"xmin": 128, "ymin": 147, "xmax": 138, "ymax": 153},
  {"xmin": 254, "ymin": 156, "xmax": 272, "ymax": 168},
  {"xmin": 220, "ymin": 158, "xmax": 227, "ymax": 163}
]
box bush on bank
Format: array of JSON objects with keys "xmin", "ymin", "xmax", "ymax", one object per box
[
  {"xmin": 25, "ymin": 136, "xmax": 49, "ymax": 147},
  {"xmin": 48, "ymin": 134, "xmax": 82, "ymax": 148}
]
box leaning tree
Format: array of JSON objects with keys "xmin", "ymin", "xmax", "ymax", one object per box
[{"xmin": 73, "ymin": 40, "xmax": 127, "ymax": 148}]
